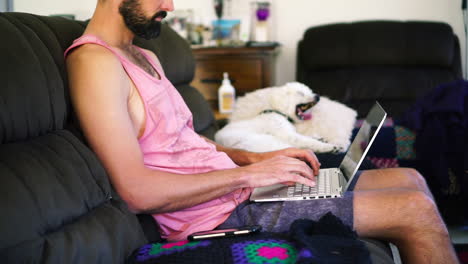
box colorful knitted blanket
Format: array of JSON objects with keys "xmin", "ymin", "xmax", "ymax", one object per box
[{"xmin": 129, "ymin": 213, "xmax": 371, "ymax": 264}]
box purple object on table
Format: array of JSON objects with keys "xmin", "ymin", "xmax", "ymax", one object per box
[{"xmin": 256, "ymin": 7, "xmax": 269, "ymax": 21}]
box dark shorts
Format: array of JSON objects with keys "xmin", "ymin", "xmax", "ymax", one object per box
[{"xmin": 217, "ymin": 171, "xmax": 362, "ymax": 232}]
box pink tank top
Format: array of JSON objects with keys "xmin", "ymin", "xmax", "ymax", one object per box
[{"xmin": 65, "ymin": 35, "xmax": 251, "ymax": 241}]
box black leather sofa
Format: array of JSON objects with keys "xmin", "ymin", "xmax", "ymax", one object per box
[
  {"xmin": 0, "ymin": 12, "xmax": 217, "ymax": 263},
  {"xmin": 0, "ymin": 13, "xmax": 396, "ymax": 263},
  {"xmin": 297, "ymin": 20, "xmax": 462, "ymax": 118}
]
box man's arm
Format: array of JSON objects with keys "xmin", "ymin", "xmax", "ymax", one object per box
[
  {"xmin": 202, "ymin": 137, "xmax": 320, "ymax": 175},
  {"xmin": 67, "ymin": 46, "xmax": 316, "ymax": 215}
]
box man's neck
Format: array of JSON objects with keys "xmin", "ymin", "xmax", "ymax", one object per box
[
  {"xmin": 82, "ymin": 1, "xmax": 161, "ymax": 80},
  {"xmin": 84, "ymin": 2, "xmax": 135, "ymax": 49}
]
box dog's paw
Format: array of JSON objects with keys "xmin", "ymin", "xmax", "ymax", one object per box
[
  {"xmin": 331, "ymin": 145, "xmax": 346, "ymax": 153},
  {"xmin": 331, "ymin": 146, "xmax": 340, "ymax": 154},
  {"xmin": 308, "ymin": 141, "xmax": 336, "ymax": 153}
]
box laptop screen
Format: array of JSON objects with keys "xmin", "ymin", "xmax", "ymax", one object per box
[{"xmin": 339, "ymin": 102, "xmax": 387, "ymax": 187}]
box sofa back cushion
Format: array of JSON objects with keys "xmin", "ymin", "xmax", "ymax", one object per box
[
  {"xmin": 0, "ymin": 14, "xmax": 75, "ymax": 143},
  {"xmin": 297, "ymin": 21, "xmax": 462, "ymax": 117},
  {"xmin": 0, "ymin": 13, "xmax": 146, "ymax": 263}
]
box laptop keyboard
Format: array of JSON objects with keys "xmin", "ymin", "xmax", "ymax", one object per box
[{"xmin": 287, "ymin": 169, "xmax": 331, "ymax": 197}]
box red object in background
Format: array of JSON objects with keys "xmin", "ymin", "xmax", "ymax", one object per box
[{"xmin": 459, "ymin": 251, "xmax": 468, "ymax": 263}]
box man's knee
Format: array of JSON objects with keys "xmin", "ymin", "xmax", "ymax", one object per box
[
  {"xmin": 404, "ymin": 189, "xmax": 435, "ymax": 214},
  {"xmin": 403, "ymin": 168, "xmax": 428, "ymax": 188},
  {"xmin": 398, "ymin": 190, "xmax": 446, "ymax": 234},
  {"xmin": 392, "ymin": 167, "xmax": 429, "ymax": 191}
]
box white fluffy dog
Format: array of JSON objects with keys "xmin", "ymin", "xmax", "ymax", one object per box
[{"xmin": 214, "ymin": 82, "xmax": 357, "ymax": 153}]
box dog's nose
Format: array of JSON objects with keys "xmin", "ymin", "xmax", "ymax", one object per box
[{"xmin": 315, "ymin": 95, "xmax": 320, "ymax": 102}]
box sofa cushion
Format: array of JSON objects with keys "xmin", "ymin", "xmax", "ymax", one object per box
[
  {"xmin": 0, "ymin": 130, "xmax": 146, "ymax": 262},
  {"xmin": 298, "ymin": 66, "xmax": 460, "ymax": 118},
  {"xmin": 299, "ymin": 21, "xmax": 455, "ymax": 70},
  {"xmin": 0, "ymin": 14, "xmax": 71, "ymax": 143}
]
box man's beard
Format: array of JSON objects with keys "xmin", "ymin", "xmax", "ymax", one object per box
[{"xmin": 119, "ymin": 0, "xmax": 167, "ymax": 40}]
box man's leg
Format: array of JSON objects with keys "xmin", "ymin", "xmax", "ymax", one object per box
[{"xmin": 353, "ymin": 169, "xmax": 458, "ymax": 263}]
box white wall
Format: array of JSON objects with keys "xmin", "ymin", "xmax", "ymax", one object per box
[
  {"xmin": 14, "ymin": 0, "xmax": 96, "ymax": 20},
  {"xmin": 14, "ymin": 0, "xmax": 465, "ymax": 85}
]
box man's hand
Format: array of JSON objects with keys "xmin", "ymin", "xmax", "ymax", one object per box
[
  {"xmin": 201, "ymin": 137, "xmax": 320, "ymax": 187},
  {"xmin": 248, "ymin": 148, "xmax": 321, "ymax": 176},
  {"xmin": 236, "ymin": 154, "xmax": 317, "ymax": 188},
  {"xmin": 233, "ymin": 148, "xmax": 321, "ymax": 188}
]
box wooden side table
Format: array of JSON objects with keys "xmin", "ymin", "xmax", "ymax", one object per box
[{"xmin": 190, "ymin": 46, "xmax": 280, "ymax": 117}]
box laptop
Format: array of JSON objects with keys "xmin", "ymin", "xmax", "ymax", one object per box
[{"xmin": 250, "ymin": 102, "xmax": 387, "ymax": 202}]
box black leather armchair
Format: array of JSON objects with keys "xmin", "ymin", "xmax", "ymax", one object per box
[{"xmin": 296, "ymin": 20, "xmax": 462, "ymax": 118}]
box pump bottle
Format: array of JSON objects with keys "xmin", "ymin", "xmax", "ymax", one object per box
[{"xmin": 218, "ymin": 72, "xmax": 236, "ymax": 113}]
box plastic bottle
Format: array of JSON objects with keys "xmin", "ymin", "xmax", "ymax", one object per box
[{"xmin": 218, "ymin": 72, "xmax": 236, "ymax": 113}]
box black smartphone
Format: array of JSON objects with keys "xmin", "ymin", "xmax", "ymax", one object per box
[{"xmin": 187, "ymin": 225, "xmax": 262, "ymax": 241}]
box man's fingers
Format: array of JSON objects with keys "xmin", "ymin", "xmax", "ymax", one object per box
[
  {"xmin": 303, "ymin": 150, "xmax": 320, "ymax": 175},
  {"xmin": 290, "ymin": 174, "xmax": 316, "ymax": 187},
  {"xmin": 281, "ymin": 181, "xmax": 296, "ymax": 186},
  {"xmin": 285, "ymin": 149, "xmax": 320, "ymax": 175},
  {"xmin": 286, "ymin": 161, "xmax": 314, "ymax": 179}
]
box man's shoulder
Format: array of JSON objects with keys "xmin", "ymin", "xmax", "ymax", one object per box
[
  {"xmin": 66, "ymin": 43, "xmax": 129, "ymax": 95},
  {"xmin": 67, "ymin": 44, "xmax": 120, "ymax": 66}
]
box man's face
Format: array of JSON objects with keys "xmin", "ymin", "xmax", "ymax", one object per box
[{"xmin": 119, "ymin": 0, "xmax": 168, "ymax": 40}]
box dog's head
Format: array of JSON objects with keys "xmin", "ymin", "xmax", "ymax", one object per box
[{"xmin": 270, "ymin": 82, "xmax": 320, "ymax": 122}]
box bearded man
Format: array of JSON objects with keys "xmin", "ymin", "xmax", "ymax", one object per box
[{"xmin": 65, "ymin": 1, "xmax": 459, "ymax": 263}]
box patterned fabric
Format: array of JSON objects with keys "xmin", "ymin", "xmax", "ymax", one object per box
[
  {"xmin": 231, "ymin": 239, "xmax": 307, "ymax": 264},
  {"xmin": 367, "ymin": 157, "xmax": 399, "ymax": 169},
  {"xmin": 353, "ymin": 118, "xmax": 417, "ymax": 170},
  {"xmin": 130, "ymin": 213, "xmax": 370, "ymax": 264},
  {"xmin": 131, "ymin": 233, "xmax": 309, "ymax": 264},
  {"xmin": 395, "ymin": 125, "xmax": 417, "ymax": 160},
  {"xmin": 135, "ymin": 240, "xmax": 211, "ymax": 262}
]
